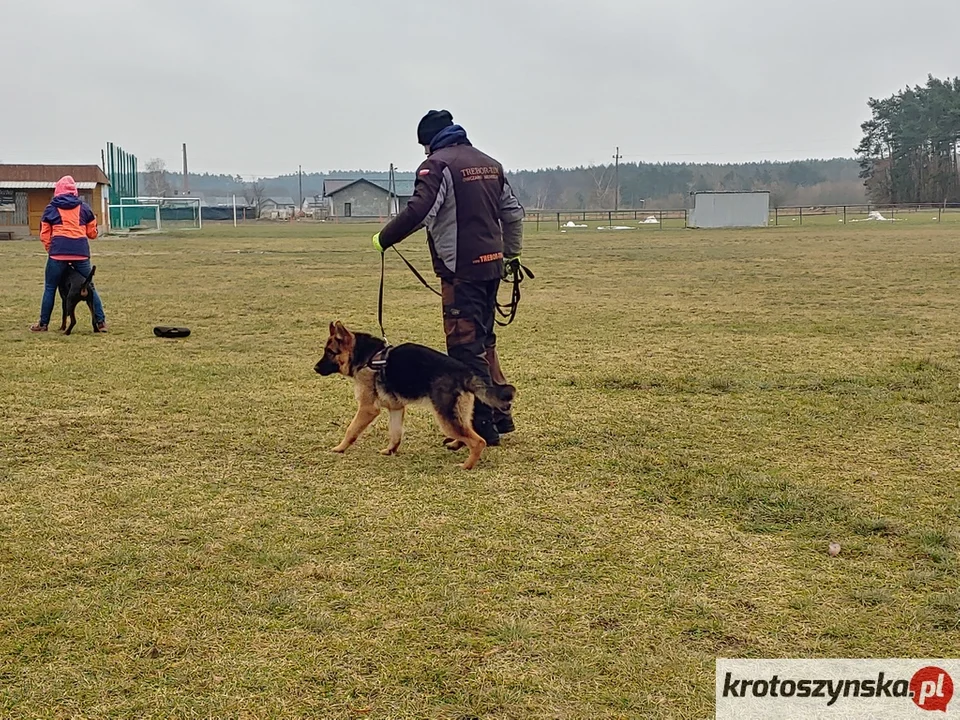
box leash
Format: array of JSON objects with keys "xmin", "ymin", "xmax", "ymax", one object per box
[
  {"xmin": 378, "ymin": 247, "xmax": 533, "ymax": 337},
  {"xmin": 495, "ymin": 261, "xmax": 534, "ymax": 327},
  {"xmin": 67, "ymin": 262, "xmax": 92, "ymax": 282},
  {"xmin": 378, "ymin": 253, "xmax": 389, "ymax": 342},
  {"xmin": 393, "ymin": 247, "xmax": 442, "ymax": 297},
  {"xmin": 378, "ymin": 247, "xmax": 441, "ymax": 342}
]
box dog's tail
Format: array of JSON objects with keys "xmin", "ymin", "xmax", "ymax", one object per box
[
  {"xmin": 469, "ymin": 378, "xmax": 516, "ymax": 411},
  {"xmin": 85, "ymin": 266, "xmax": 96, "ymax": 286}
]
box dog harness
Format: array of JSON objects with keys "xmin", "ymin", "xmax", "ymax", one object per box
[{"xmin": 368, "ymin": 347, "xmax": 391, "ymax": 372}]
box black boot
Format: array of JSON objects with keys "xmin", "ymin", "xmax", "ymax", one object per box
[
  {"xmin": 494, "ymin": 413, "xmax": 515, "ymax": 435},
  {"xmin": 475, "ymin": 420, "xmax": 501, "ymax": 447}
]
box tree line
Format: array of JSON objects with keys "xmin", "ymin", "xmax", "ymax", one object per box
[
  {"xmin": 507, "ymin": 159, "xmax": 864, "ymax": 211},
  {"xmin": 857, "ymin": 75, "xmax": 960, "ymax": 204},
  {"xmin": 141, "ymin": 160, "xmax": 865, "ymax": 211}
]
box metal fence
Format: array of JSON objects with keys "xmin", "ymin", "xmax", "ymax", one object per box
[
  {"xmin": 104, "ymin": 142, "xmax": 139, "ymax": 229},
  {"xmin": 522, "ymin": 203, "xmax": 960, "ymax": 230},
  {"xmin": 524, "ymin": 208, "xmax": 689, "ymax": 231},
  {"xmin": 771, "ymin": 203, "xmax": 960, "ymax": 226}
]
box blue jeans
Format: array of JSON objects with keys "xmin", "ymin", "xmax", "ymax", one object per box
[{"xmin": 39, "ymin": 258, "xmax": 106, "ymax": 326}]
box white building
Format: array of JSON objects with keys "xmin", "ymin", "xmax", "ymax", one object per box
[{"xmin": 688, "ymin": 191, "xmax": 770, "ymax": 228}]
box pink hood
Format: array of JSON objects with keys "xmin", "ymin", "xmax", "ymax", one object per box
[{"xmin": 54, "ymin": 176, "xmax": 78, "ymax": 197}]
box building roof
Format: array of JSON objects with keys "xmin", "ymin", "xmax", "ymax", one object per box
[
  {"xmin": 205, "ymin": 196, "xmax": 251, "ymax": 207},
  {"xmin": 322, "ymin": 179, "xmax": 355, "ymax": 195},
  {"xmin": 691, "ymin": 190, "xmax": 771, "ymax": 195},
  {"xmin": 0, "ymin": 164, "xmax": 110, "ymax": 186},
  {"xmin": 262, "ymin": 196, "xmax": 296, "ymax": 207},
  {"xmin": 0, "ymin": 181, "xmax": 100, "ymax": 190},
  {"xmin": 324, "ymin": 177, "xmax": 416, "ymax": 198}
]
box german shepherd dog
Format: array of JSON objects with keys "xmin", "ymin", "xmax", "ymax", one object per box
[
  {"xmin": 58, "ymin": 264, "xmax": 99, "ymax": 335},
  {"xmin": 315, "ymin": 322, "xmax": 516, "ymax": 470}
]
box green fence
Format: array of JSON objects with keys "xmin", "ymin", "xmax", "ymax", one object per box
[
  {"xmin": 108, "ymin": 204, "xmax": 155, "ymax": 229},
  {"xmin": 104, "ymin": 142, "xmax": 139, "ymax": 229}
]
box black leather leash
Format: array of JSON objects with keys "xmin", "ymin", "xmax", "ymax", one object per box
[
  {"xmin": 378, "ymin": 248, "xmax": 533, "ymax": 338},
  {"xmin": 495, "ymin": 261, "xmax": 534, "ymax": 327}
]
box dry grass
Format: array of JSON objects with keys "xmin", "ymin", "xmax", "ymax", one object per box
[{"xmin": 1, "ymin": 220, "xmax": 958, "ymax": 719}]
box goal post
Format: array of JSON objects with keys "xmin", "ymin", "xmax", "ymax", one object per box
[
  {"xmin": 119, "ymin": 196, "xmax": 202, "ymax": 230},
  {"xmin": 108, "ymin": 203, "xmax": 161, "ymax": 232}
]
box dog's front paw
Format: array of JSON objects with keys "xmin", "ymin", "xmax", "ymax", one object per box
[
  {"xmin": 379, "ymin": 447, "xmax": 398, "ymax": 456},
  {"xmin": 331, "ymin": 445, "xmax": 349, "ymax": 454}
]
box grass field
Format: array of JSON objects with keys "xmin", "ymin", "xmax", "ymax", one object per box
[{"xmin": 1, "ymin": 221, "xmax": 959, "ymax": 719}]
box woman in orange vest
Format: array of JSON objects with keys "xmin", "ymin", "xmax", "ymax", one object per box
[{"xmin": 31, "ymin": 176, "xmax": 107, "ymax": 332}]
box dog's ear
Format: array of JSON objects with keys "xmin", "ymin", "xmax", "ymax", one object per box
[
  {"xmin": 328, "ymin": 321, "xmax": 336, "ymax": 337},
  {"xmin": 333, "ymin": 322, "xmax": 355, "ymax": 351}
]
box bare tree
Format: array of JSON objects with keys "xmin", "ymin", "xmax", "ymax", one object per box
[
  {"xmin": 588, "ymin": 165, "xmax": 615, "ymax": 209},
  {"xmin": 144, "ymin": 158, "xmax": 170, "ymax": 197},
  {"xmin": 245, "ymin": 179, "xmax": 266, "ymax": 217},
  {"xmin": 533, "ymin": 183, "xmax": 548, "ymax": 211}
]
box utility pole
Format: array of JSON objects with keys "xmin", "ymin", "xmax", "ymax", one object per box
[
  {"xmin": 388, "ymin": 163, "xmax": 397, "ymax": 217},
  {"xmin": 612, "ymin": 146, "xmax": 622, "ymax": 212},
  {"xmin": 182, "ymin": 143, "xmax": 189, "ymax": 195}
]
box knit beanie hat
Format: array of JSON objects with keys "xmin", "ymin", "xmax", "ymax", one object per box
[{"xmin": 417, "ymin": 110, "xmax": 454, "ymax": 146}]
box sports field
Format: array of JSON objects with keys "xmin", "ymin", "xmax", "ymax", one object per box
[{"xmin": 1, "ymin": 221, "xmax": 958, "ymax": 718}]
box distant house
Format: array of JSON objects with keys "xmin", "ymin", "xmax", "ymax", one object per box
[
  {"xmin": 323, "ymin": 178, "xmax": 415, "ymax": 219},
  {"xmin": 259, "ymin": 196, "xmax": 297, "ymax": 220},
  {"xmin": 302, "ymin": 195, "xmax": 329, "ymax": 219},
  {"xmin": 0, "ymin": 164, "xmax": 110, "ymax": 238}
]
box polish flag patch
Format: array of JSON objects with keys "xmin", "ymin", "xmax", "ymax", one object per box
[{"xmin": 418, "ymin": 169, "xmax": 430, "ymax": 176}]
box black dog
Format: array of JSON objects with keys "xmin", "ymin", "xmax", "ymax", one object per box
[
  {"xmin": 315, "ymin": 322, "xmax": 516, "ymax": 469},
  {"xmin": 58, "ymin": 265, "xmax": 99, "ymax": 335}
]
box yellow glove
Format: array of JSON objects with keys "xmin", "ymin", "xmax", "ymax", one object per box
[{"xmin": 372, "ymin": 232, "xmax": 385, "ymax": 254}]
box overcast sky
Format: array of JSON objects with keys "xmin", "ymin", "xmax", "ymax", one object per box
[{"xmin": 1, "ymin": 0, "xmax": 955, "ymax": 176}]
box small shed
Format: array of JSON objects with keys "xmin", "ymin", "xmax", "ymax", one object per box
[
  {"xmin": 0, "ymin": 164, "xmax": 110, "ymax": 239},
  {"xmin": 688, "ymin": 191, "xmax": 770, "ymax": 229},
  {"xmin": 260, "ymin": 197, "xmax": 297, "ymax": 220}
]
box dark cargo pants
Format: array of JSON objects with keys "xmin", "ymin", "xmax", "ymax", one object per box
[{"xmin": 441, "ymin": 277, "xmax": 511, "ymax": 429}]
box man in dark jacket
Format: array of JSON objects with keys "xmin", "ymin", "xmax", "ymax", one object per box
[{"xmin": 373, "ymin": 110, "xmax": 525, "ymax": 446}]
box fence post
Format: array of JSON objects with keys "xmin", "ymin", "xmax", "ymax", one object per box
[
  {"xmin": 536, "ymin": 212, "xmax": 540, "ymax": 232},
  {"xmin": 684, "ymin": 209, "xmax": 688, "ymax": 228},
  {"xmin": 659, "ymin": 209, "xmax": 663, "ymax": 229},
  {"xmin": 608, "ymin": 211, "xmax": 612, "ymax": 226},
  {"xmin": 557, "ymin": 212, "xmax": 561, "ymax": 230},
  {"xmin": 799, "ymin": 206, "xmax": 803, "ymax": 226},
  {"xmin": 939, "ymin": 207, "xmax": 942, "ymax": 223},
  {"xmin": 775, "ymin": 206, "xmax": 779, "ymax": 226},
  {"xmin": 843, "ymin": 205, "xmax": 846, "ymax": 224}
]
